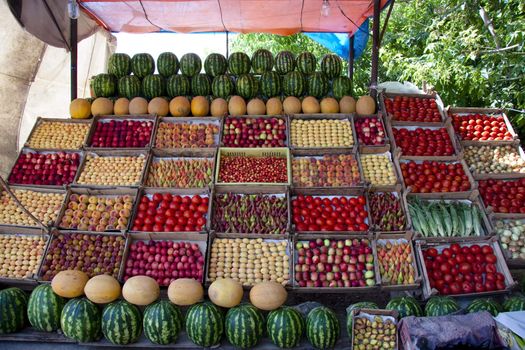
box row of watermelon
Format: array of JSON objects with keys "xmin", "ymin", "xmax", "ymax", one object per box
[{"xmin": 108, "ymin": 51, "xmax": 344, "ymax": 80}]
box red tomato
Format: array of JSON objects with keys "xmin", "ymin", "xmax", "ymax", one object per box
[
  {"xmin": 485, "ymin": 281, "xmax": 496, "ymax": 291},
  {"xmin": 496, "ymin": 280, "xmax": 506, "ymax": 290},
  {"xmin": 449, "ymin": 282, "xmax": 462, "ymax": 294},
  {"xmin": 465, "ymin": 254, "xmax": 475, "ymax": 263},
  {"xmin": 485, "ymin": 254, "xmax": 497, "ymax": 264},
  {"xmin": 442, "ymin": 248, "xmax": 453, "ymax": 258},
  {"xmin": 461, "ymin": 246, "xmax": 471, "ymax": 255},
  {"xmin": 462, "ymin": 281, "xmax": 474, "ymax": 293},
  {"xmin": 440, "ymin": 263, "xmax": 451, "ymax": 274},
  {"xmin": 481, "ymin": 245, "xmax": 494, "ymax": 255},
  {"xmin": 427, "ymin": 248, "xmax": 438, "ymax": 257},
  {"xmin": 486, "ymin": 263, "xmax": 497, "ymax": 273},
  {"xmin": 475, "ymin": 282, "xmax": 486, "ymax": 293},
  {"xmin": 450, "ymin": 243, "xmax": 461, "ymax": 255},
  {"xmin": 443, "ymin": 274, "xmax": 454, "ymax": 283},
  {"xmin": 455, "ymin": 274, "xmax": 464, "ymax": 283},
  {"xmin": 459, "ymin": 262, "xmax": 472, "ymax": 274}
]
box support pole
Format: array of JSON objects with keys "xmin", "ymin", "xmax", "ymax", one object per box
[
  {"xmin": 70, "ymin": 17, "xmax": 78, "ymax": 101},
  {"xmin": 348, "ymin": 35, "xmax": 355, "ymax": 96},
  {"xmin": 226, "ymin": 31, "xmax": 229, "ymax": 58},
  {"xmin": 370, "ymin": 0, "xmax": 381, "ymax": 99}
]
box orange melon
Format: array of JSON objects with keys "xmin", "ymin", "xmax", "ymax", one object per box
[
  {"xmin": 339, "ymin": 96, "xmax": 356, "ymax": 113},
  {"xmin": 148, "ymin": 97, "xmax": 169, "ymax": 117},
  {"xmin": 169, "ymin": 96, "xmax": 191, "ymax": 117},
  {"xmin": 84, "ymin": 274, "xmax": 121, "ymax": 304},
  {"xmin": 70, "ymin": 98, "xmax": 92, "ymax": 119},
  {"xmin": 302, "ymin": 96, "xmax": 321, "ymax": 114},
  {"xmin": 210, "ymin": 98, "xmax": 228, "ymax": 117},
  {"xmin": 167, "ymin": 278, "xmax": 204, "ymax": 306},
  {"xmin": 356, "ymin": 95, "xmax": 376, "ymax": 115},
  {"xmin": 283, "ymin": 96, "xmax": 302, "ymax": 114},
  {"xmin": 266, "ymin": 97, "xmax": 283, "ymax": 115},
  {"xmin": 191, "ymin": 96, "xmax": 209, "ymax": 117},
  {"xmin": 91, "ymin": 97, "xmax": 113, "ymax": 116},
  {"xmin": 320, "ymin": 97, "xmax": 340, "ymax": 113},
  {"xmin": 247, "ymin": 98, "xmax": 266, "ymax": 115},
  {"xmin": 228, "ymin": 95, "xmax": 247, "ymax": 115},
  {"xmin": 113, "ymin": 98, "xmax": 130, "ymax": 115},
  {"xmin": 249, "ymin": 281, "xmax": 288, "ymax": 311},
  {"xmin": 51, "ymin": 270, "xmax": 89, "ymax": 298},
  {"xmin": 208, "ymin": 278, "xmax": 243, "ymax": 308},
  {"xmin": 122, "ymin": 276, "xmax": 159, "ymax": 306},
  {"xmin": 129, "ymin": 97, "xmax": 149, "ymax": 115}
]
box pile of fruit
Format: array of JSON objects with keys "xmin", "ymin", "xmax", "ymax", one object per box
[
  {"xmin": 494, "ymin": 219, "xmax": 525, "ymax": 260},
  {"xmin": 131, "ymin": 194, "xmax": 208, "ymax": 232},
  {"xmin": 354, "ymin": 117, "xmax": 386, "ymax": 146},
  {"xmin": 451, "ymin": 113, "xmax": 514, "ymax": 141},
  {"xmin": 0, "ymin": 234, "xmax": 46, "ymax": 279},
  {"xmin": 352, "ymin": 314, "xmax": 397, "ymax": 350},
  {"xmin": 145, "ymin": 158, "xmax": 213, "ymax": 188},
  {"xmin": 392, "ymin": 127, "xmax": 455, "ymax": 157},
  {"xmin": 89, "ymin": 120, "xmax": 153, "ymax": 148},
  {"xmin": 9, "ymin": 151, "xmax": 80, "ymax": 186},
  {"xmin": 292, "ymin": 154, "xmax": 361, "ymax": 187},
  {"xmin": 290, "ymin": 119, "xmax": 353, "ymax": 148},
  {"xmin": 76, "ymin": 155, "xmax": 146, "ymax": 187},
  {"xmin": 218, "ymin": 154, "xmax": 288, "ymax": 183},
  {"xmin": 369, "ymin": 192, "xmax": 406, "ymax": 231},
  {"xmin": 399, "ymin": 161, "xmax": 471, "ymax": 193},
  {"xmin": 360, "ymin": 154, "xmax": 398, "ymax": 187},
  {"xmin": 222, "ymin": 117, "xmax": 287, "ymax": 147},
  {"xmin": 0, "ymin": 190, "xmax": 64, "ymax": 227},
  {"xmin": 377, "ymin": 240, "xmax": 416, "ymax": 285},
  {"xmin": 295, "ymin": 238, "xmax": 376, "ymax": 288},
  {"xmin": 384, "ymin": 96, "xmax": 442, "ymax": 122},
  {"xmin": 292, "ymin": 195, "xmax": 369, "ymax": 232},
  {"xmin": 464, "ymin": 145, "xmax": 525, "ymax": 175},
  {"xmin": 58, "ymin": 194, "xmax": 134, "ymax": 231},
  {"xmin": 26, "ymin": 121, "xmax": 90, "ymax": 149},
  {"xmin": 208, "ymin": 238, "xmax": 289, "ymax": 286},
  {"xmin": 154, "ymin": 121, "xmax": 219, "ymax": 148},
  {"xmin": 478, "ymin": 179, "xmax": 525, "ymax": 214}
]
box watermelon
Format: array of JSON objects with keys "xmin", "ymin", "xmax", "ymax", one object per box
[
  {"xmin": 185, "ymin": 301, "xmax": 224, "ymax": 347},
  {"xmin": 251, "ymin": 49, "xmax": 274, "ymax": 74},
  {"xmin": 307, "ymin": 72, "xmax": 329, "ymax": 98},
  {"xmin": 385, "ymin": 296, "xmax": 423, "ymax": 318},
  {"xmin": 225, "ymin": 304, "xmax": 264, "ymax": 348},
  {"xmin": 228, "ymin": 52, "xmax": 251, "ymax": 75},
  {"xmin": 297, "ymin": 52, "xmax": 317, "ymax": 75},
  {"xmin": 275, "ymin": 51, "xmax": 296, "ymax": 74},
  {"xmin": 306, "ymin": 306, "xmax": 340, "ymax": 349},
  {"xmin": 260, "ymin": 71, "xmax": 282, "ymax": 98},
  {"xmin": 0, "ymin": 288, "xmax": 28, "ymax": 334},
  {"xmin": 424, "ymin": 296, "xmax": 460, "ymax": 317},
  {"xmin": 346, "ymin": 302, "xmax": 378, "ymax": 335},
  {"xmin": 205, "ymin": 53, "xmax": 228, "ymax": 77},
  {"xmin": 503, "ymin": 295, "xmax": 525, "ymax": 312},
  {"xmin": 102, "ymin": 300, "xmax": 141, "ymax": 345},
  {"xmin": 61, "ymin": 298, "xmax": 102, "ymax": 342},
  {"xmin": 332, "ymin": 76, "xmax": 351, "ymax": 100},
  {"xmin": 267, "ymin": 306, "xmax": 305, "ymax": 349},
  {"xmin": 142, "ymin": 74, "xmax": 166, "ymax": 99},
  {"xmin": 143, "ymin": 300, "xmax": 183, "ymax": 345},
  {"xmin": 180, "ymin": 53, "xmax": 202, "ymax": 77},
  {"xmin": 236, "ymin": 74, "xmax": 259, "ymax": 100},
  {"xmin": 27, "ymin": 284, "xmax": 66, "ymax": 332},
  {"xmin": 212, "ymin": 74, "xmax": 234, "ymax": 99},
  {"xmin": 166, "ymin": 74, "xmax": 190, "ymax": 98},
  {"xmin": 131, "ymin": 53, "xmax": 155, "ymax": 79},
  {"xmin": 118, "ymin": 75, "xmax": 142, "ymax": 99},
  {"xmin": 108, "ymin": 53, "xmax": 131, "ymax": 78},
  {"xmin": 191, "ymin": 74, "xmax": 211, "ymax": 97},
  {"xmin": 157, "ymin": 52, "xmax": 179, "ymax": 77},
  {"xmin": 466, "ymin": 298, "xmax": 502, "ymax": 316},
  {"xmin": 93, "ymin": 74, "xmax": 117, "ymax": 98},
  {"xmin": 320, "ymin": 54, "xmax": 342, "ymax": 79},
  {"xmin": 283, "ymin": 71, "xmax": 305, "ymax": 97}
]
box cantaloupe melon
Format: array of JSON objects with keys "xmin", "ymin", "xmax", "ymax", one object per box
[
  {"xmin": 356, "ymin": 95, "xmax": 376, "ymax": 115},
  {"xmin": 91, "ymin": 97, "xmax": 113, "ymax": 116},
  {"xmin": 129, "ymin": 97, "xmax": 149, "ymax": 115},
  {"xmin": 191, "ymin": 96, "xmax": 209, "ymax": 117},
  {"xmin": 320, "ymin": 97, "xmax": 339, "ymax": 113},
  {"xmin": 208, "ymin": 278, "xmax": 243, "ymax": 308},
  {"xmin": 169, "ymin": 96, "xmax": 191, "ymax": 117},
  {"xmin": 84, "ymin": 274, "xmax": 121, "ymax": 304},
  {"xmin": 210, "ymin": 98, "xmax": 228, "ymax": 117},
  {"xmin": 266, "ymin": 97, "xmax": 283, "ymax": 115},
  {"xmin": 339, "ymin": 96, "xmax": 356, "ymax": 113},
  {"xmin": 247, "ymin": 98, "xmax": 266, "ymax": 115},
  {"xmin": 148, "ymin": 97, "xmax": 169, "ymax": 117},
  {"xmin": 70, "ymin": 98, "xmax": 92, "ymax": 119},
  {"xmin": 283, "ymin": 96, "xmax": 302, "ymax": 114},
  {"xmin": 302, "ymin": 96, "xmax": 321, "ymax": 114},
  {"xmin": 51, "ymin": 270, "xmax": 89, "ymax": 298},
  {"xmin": 113, "ymin": 97, "xmax": 130, "ymax": 115},
  {"xmin": 122, "ymin": 276, "xmax": 159, "ymax": 306},
  {"xmin": 167, "ymin": 278, "xmax": 204, "ymax": 306},
  {"xmin": 228, "ymin": 95, "xmax": 247, "ymax": 115},
  {"xmin": 249, "ymin": 281, "xmax": 287, "ymax": 311}
]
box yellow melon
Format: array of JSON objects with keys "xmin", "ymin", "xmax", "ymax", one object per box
[
  {"xmin": 249, "ymin": 281, "xmax": 288, "ymax": 311},
  {"xmin": 129, "ymin": 97, "xmax": 149, "ymax": 115},
  {"xmin": 91, "ymin": 97, "xmax": 113, "ymax": 116},
  {"xmin": 210, "ymin": 98, "xmax": 228, "ymax": 117},
  {"xmin": 283, "ymin": 96, "xmax": 302, "ymax": 114},
  {"xmin": 70, "ymin": 98, "xmax": 92, "ymax": 119},
  {"xmin": 356, "ymin": 95, "xmax": 376, "ymax": 115},
  {"xmin": 302, "ymin": 96, "xmax": 321, "ymax": 114},
  {"xmin": 320, "ymin": 97, "xmax": 340, "ymax": 113},
  {"xmin": 228, "ymin": 95, "xmax": 247, "ymax": 115},
  {"xmin": 84, "ymin": 274, "xmax": 121, "ymax": 304},
  {"xmin": 208, "ymin": 278, "xmax": 243, "ymax": 308},
  {"xmin": 167, "ymin": 278, "xmax": 204, "ymax": 306},
  {"xmin": 339, "ymin": 96, "xmax": 356, "ymax": 113},
  {"xmin": 169, "ymin": 96, "xmax": 191, "ymax": 117},
  {"xmin": 113, "ymin": 98, "xmax": 130, "ymax": 116},
  {"xmin": 191, "ymin": 96, "xmax": 209, "ymax": 117},
  {"xmin": 247, "ymin": 98, "xmax": 266, "ymax": 115},
  {"xmin": 148, "ymin": 97, "xmax": 169, "ymax": 117},
  {"xmin": 266, "ymin": 97, "xmax": 283, "ymax": 115},
  {"xmin": 51, "ymin": 270, "xmax": 89, "ymax": 298},
  {"xmin": 122, "ymin": 276, "xmax": 159, "ymax": 306}
]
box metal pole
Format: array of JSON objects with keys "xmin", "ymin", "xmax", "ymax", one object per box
[
  {"xmin": 226, "ymin": 31, "xmax": 229, "ymax": 58},
  {"xmin": 70, "ymin": 17, "xmax": 78, "ymax": 101},
  {"xmin": 348, "ymin": 35, "xmax": 355, "ymax": 96},
  {"xmin": 370, "ymin": 0, "xmax": 381, "ymax": 99}
]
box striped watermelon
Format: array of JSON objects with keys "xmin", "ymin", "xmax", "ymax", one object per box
[
  {"xmin": 321, "ymin": 54, "xmax": 342, "ymax": 79},
  {"xmin": 283, "ymin": 71, "xmax": 305, "ymax": 97},
  {"xmin": 346, "ymin": 302, "xmax": 378, "ymax": 335},
  {"xmin": 142, "ymin": 74, "xmax": 166, "ymax": 99},
  {"xmin": 157, "ymin": 52, "xmax": 179, "ymax": 77},
  {"xmin": 332, "ymin": 76, "xmax": 351, "ymax": 100},
  {"xmin": 297, "ymin": 52, "xmax": 317, "ymax": 75},
  {"xmin": 225, "ymin": 304, "xmax": 264, "ymax": 348},
  {"xmin": 27, "ymin": 284, "xmax": 66, "ymax": 332},
  {"xmin": 236, "ymin": 74, "xmax": 259, "ymax": 100},
  {"xmin": 205, "ymin": 53, "xmax": 228, "ymax": 77},
  {"xmin": 260, "ymin": 71, "xmax": 282, "ymax": 98},
  {"xmin": 503, "ymin": 295, "xmax": 525, "ymax": 312},
  {"xmin": 466, "ymin": 298, "xmax": 502, "ymax": 316},
  {"xmin": 93, "ymin": 74, "xmax": 117, "ymax": 97},
  {"xmin": 307, "ymin": 72, "xmax": 329, "ymax": 98},
  {"xmin": 102, "ymin": 300, "xmax": 141, "ymax": 345},
  {"xmin": 131, "ymin": 53, "xmax": 155, "ymax": 79},
  {"xmin": 61, "ymin": 298, "xmax": 101, "ymax": 342},
  {"xmin": 212, "ymin": 75, "xmax": 234, "ymax": 99},
  {"xmin": 108, "ymin": 53, "xmax": 131, "ymax": 78},
  {"xmin": 118, "ymin": 75, "xmax": 142, "ymax": 99},
  {"xmin": 185, "ymin": 301, "xmax": 224, "ymax": 347},
  {"xmin": 191, "ymin": 74, "xmax": 211, "ymax": 97},
  {"xmin": 424, "ymin": 296, "xmax": 460, "ymax": 317},
  {"xmin": 386, "ymin": 296, "xmax": 423, "ymax": 318},
  {"xmin": 0, "ymin": 288, "xmax": 28, "ymax": 334},
  {"xmin": 166, "ymin": 74, "xmax": 190, "ymax": 98},
  {"xmin": 267, "ymin": 306, "xmax": 305, "ymax": 348},
  {"xmin": 275, "ymin": 51, "xmax": 296, "ymax": 74},
  {"xmin": 228, "ymin": 52, "xmax": 251, "ymax": 75},
  {"xmin": 306, "ymin": 306, "xmax": 340, "ymax": 349},
  {"xmin": 180, "ymin": 53, "xmax": 202, "ymax": 77},
  {"xmin": 252, "ymin": 49, "xmax": 274, "ymax": 73},
  {"xmin": 143, "ymin": 300, "xmax": 183, "ymax": 345}
]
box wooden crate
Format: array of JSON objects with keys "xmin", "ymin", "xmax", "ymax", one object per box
[
  {"xmin": 368, "ymin": 190, "xmax": 412, "ymax": 233},
  {"xmin": 220, "ymin": 115, "xmax": 289, "ymax": 148},
  {"xmin": 463, "ymin": 144, "xmax": 525, "ymax": 180},
  {"xmin": 478, "ymin": 178, "xmax": 525, "ymax": 220},
  {"xmin": 350, "ymin": 309, "xmax": 399, "ymax": 350},
  {"xmin": 490, "ymin": 217, "xmax": 525, "ymax": 268},
  {"xmin": 24, "ymin": 117, "xmax": 92, "ymax": 150},
  {"xmin": 379, "ymin": 91, "xmax": 448, "ymax": 126},
  {"xmin": 359, "ymin": 150, "xmax": 402, "ymax": 192},
  {"xmin": 353, "ymin": 113, "xmax": 391, "ymax": 154}
]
